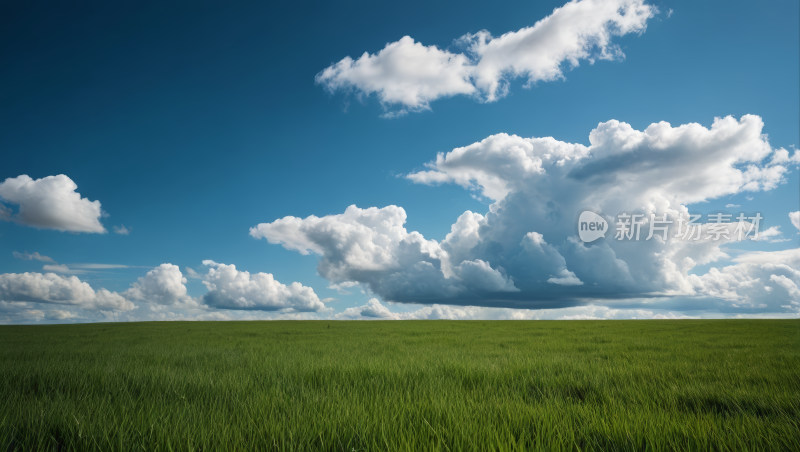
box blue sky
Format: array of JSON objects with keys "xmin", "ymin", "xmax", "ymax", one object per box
[{"xmin": 1, "ymin": 0, "xmax": 798, "ymax": 323}]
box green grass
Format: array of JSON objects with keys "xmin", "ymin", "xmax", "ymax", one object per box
[{"xmin": 1, "ymin": 320, "xmax": 799, "ymax": 451}]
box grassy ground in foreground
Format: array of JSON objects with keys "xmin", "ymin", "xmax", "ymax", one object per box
[{"xmin": 0, "ymin": 320, "xmax": 799, "ymax": 451}]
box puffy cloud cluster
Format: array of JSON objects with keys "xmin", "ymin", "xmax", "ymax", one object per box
[
  {"xmin": 0, "ymin": 259, "xmax": 331, "ymax": 323},
  {"xmin": 201, "ymin": 261, "xmax": 327, "ymax": 311},
  {"xmin": 409, "ymin": 115, "xmax": 784, "ymax": 207},
  {"xmin": 124, "ymin": 261, "xmax": 329, "ymax": 313},
  {"xmin": 125, "ymin": 264, "xmax": 200, "ymax": 308},
  {"xmin": 689, "ymin": 248, "xmax": 800, "ymax": 311},
  {"xmin": 250, "ymin": 205, "xmax": 519, "ymax": 305},
  {"xmin": 317, "ymin": 0, "xmax": 656, "ymax": 115},
  {"xmin": 253, "ymin": 115, "xmax": 800, "ymax": 315},
  {"xmin": 0, "ymin": 175, "xmax": 107, "ymax": 233},
  {"xmin": 0, "ymin": 272, "xmax": 134, "ymax": 310}
]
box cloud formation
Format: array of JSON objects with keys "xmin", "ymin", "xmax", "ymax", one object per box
[
  {"xmin": 0, "ymin": 175, "xmax": 106, "ymax": 233},
  {"xmin": 334, "ymin": 298, "xmax": 700, "ymax": 320},
  {"xmin": 200, "ymin": 261, "xmax": 327, "ymax": 312},
  {"xmin": 124, "ymin": 264, "xmax": 201, "ymax": 309},
  {"xmin": 13, "ymin": 251, "xmax": 56, "ymax": 263},
  {"xmin": 0, "ymin": 259, "xmax": 332, "ymax": 323},
  {"xmin": 251, "ymin": 205, "xmax": 519, "ymax": 305},
  {"xmin": 317, "ymin": 0, "xmax": 656, "ymax": 115},
  {"xmin": 0, "ymin": 272, "xmax": 134, "ymax": 310},
  {"xmin": 122, "ymin": 261, "xmax": 329, "ymax": 313},
  {"xmin": 253, "ymin": 115, "xmax": 800, "ymax": 315}
]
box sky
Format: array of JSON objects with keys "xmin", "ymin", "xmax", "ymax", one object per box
[{"xmin": 1, "ymin": 0, "xmax": 798, "ymax": 323}]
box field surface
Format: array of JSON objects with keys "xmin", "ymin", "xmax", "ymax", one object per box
[{"xmin": 1, "ymin": 320, "xmax": 799, "ymax": 451}]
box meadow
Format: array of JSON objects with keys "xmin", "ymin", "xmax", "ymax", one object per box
[{"xmin": 1, "ymin": 319, "xmax": 798, "ymax": 451}]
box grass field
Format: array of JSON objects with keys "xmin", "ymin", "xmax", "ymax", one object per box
[{"xmin": 1, "ymin": 320, "xmax": 799, "ymax": 451}]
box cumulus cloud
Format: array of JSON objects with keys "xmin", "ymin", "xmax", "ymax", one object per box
[
  {"xmin": 790, "ymin": 211, "xmax": 800, "ymax": 231},
  {"xmin": 0, "ymin": 260, "xmax": 333, "ymax": 322},
  {"xmin": 409, "ymin": 115, "xmax": 788, "ymax": 205},
  {"xmin": 0, "ymin": 272, "xmax": 134, "ymax": 310},
  {"xmin": 317, "ymin": 0, "xmax": 656, "ymax": 115},
  {"xmin": 685, "ymin": 248, "xmax": 800, "ymax": 312},
  {"xmin": 251, "ymin": 205, "xmax": 518, "ymax": 305},
  {"xmin": 317, "ymin": 36, "xmax": 475, "ymax": 116},
  {"xmin": 13, "ymin": 251, "xmax": 55, "ymax": 263},
  {"xmin": 0, "ymin": 175, "xmax": 106, "ymax": 233},
  {"xmin": 124, "ymin": 264, "xmax": 201, "ymax": 309},
  {"xmin": 200, "ymin": 261, "xmax": 327, "ymax": 312},
  {"xmin": 253, "ymin": 115, "xmax": 800, "ymax": 315}
]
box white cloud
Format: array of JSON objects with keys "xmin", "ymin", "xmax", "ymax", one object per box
[
  {"xmin": 253, "ymin": 115, "xmax": 800, "ymax": 315},
  {"xmin": 790, "ymin": 211, "xmax": 800, "ymax": 231},
  {"xmin": 768, "ymin": 147, "xmax": 800, "ymax": 166},
  {"xmin": 9, "ymin": 261, "xmax": 333, "ymax": 320},
  {"xmin": 409, "ymin": 115, "xmax": 784, "ymax": 205},
  {"xmin": 41, "ymin": 264, "xmax": 87, "ymax": 275},
  {"xmin": 466, "ymin": 0, "xmax": 656, "ymax": 102},
  {"xmin": 26, "ymin": 309, "xmax": 82, "ymax": 320},
  {"xmin": 46, "ymin": 310, "xmax": 81, "ymax": 320},
  {"xmin": 0, "ymin": 272, "xmax": 134, "ymax": 310},
  {"xmin": 200, "ymin": 261, "xmax": 328, "ymax": 312},
  {"xmin": 689, "ymin": 249, "xmax": 800, "ymax": 310},
  {"xmin": 334, "ymin": 299, "xmax": 703, "ymax": 320},
  {"xmin": 733, "ymin": 248, "xmax": 800, "ymax": 266},
  {"xmin": 317, "ymin": 36, "xmax": 475, "ymax": 116},
  {"xmin": 113, "ymin": 224, "xmax": 131, "ymax": 235},
  {"xmin": 317, "ymin": 0, "xmax": 656, "ymax": 115},
  {"xmin": 0, "ymin": 175, "xmax": 106, "ymax": 233},
  {"xmin": 146, "ymin": 310, "xmax": 233, "ymax": 322},
  {"xmin": 13, "ymin": 251, "xmax": 55, "ymax": 263},
  {"xmin": 328, "ymin": 280, "xmax": 360, "ymax": 294},
  {"xmin": 754, "ymin": 226, "xmax": 788, "ymax": 243},
  {"xmin": 726, "ymin": 204, "xmax": 740, "ymax": 208},
  {"xmin": 124, "ymin": 264, "xmax": 200, "ymax": 308},
  {"xmin": 251, "ymin": 205, "xmax": 517, "ymax": 304},
  {"xmin": 770, "ymin": 274, "xmax": 800, "ymax": 297}
]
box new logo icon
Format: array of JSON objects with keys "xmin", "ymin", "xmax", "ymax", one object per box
[{"xmin": 578, "ymin": 210, "xmax": 608, "ymax": 243}]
